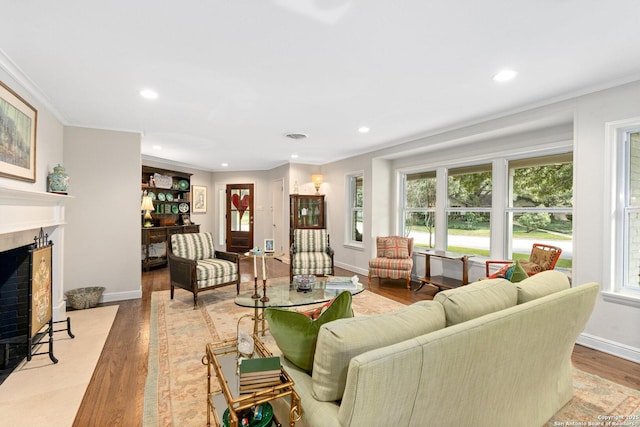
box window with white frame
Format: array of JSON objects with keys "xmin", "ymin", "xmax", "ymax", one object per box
[
  {"xmin": 347, "ymin": 173, "xmax": 364, "ymax": 244},
  {"xmin": 622, "ymin": 130, "xmax": 640, "ymax": 291},
  {"xmin": 446, "ymin": 164, "xmax": 492, "ymax": 255},
  {"xmin": 400, "ymin": 152, "xmax": 573, "ymax": 262},
  {"xmin": 403, "ymin": 171, "xmax": 436, "ymax": 248},
  {"xmin": 507, "ymin": 154, "xmax": 573, "ymax": 268}
]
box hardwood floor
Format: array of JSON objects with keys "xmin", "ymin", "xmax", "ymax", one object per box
[{"xmin": 73, "ymin": 257, "xmax": 640, "ymax": 426}]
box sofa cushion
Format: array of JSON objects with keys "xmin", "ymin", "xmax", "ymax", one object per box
[
  {"xmin": 171, "ymin": 232, "xmax": 215, "ymax": 260},
  {"xmin": 434, "ymin": 279, "xmax": 517, "ymax": 326},
  {"xmin": 311, "ymin": 300, "xmax": 445, "ymax": 402},
  {"xmin": 511, "ymin": 270, "xmax": 571, "ymax": 303},
  {"xmin": 265, "ymin": 291, "xmax": 353, "ymax": 373}
]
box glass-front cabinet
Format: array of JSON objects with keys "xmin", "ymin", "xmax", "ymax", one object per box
[{"xmin": 290, "ymin": 195, "xmax": 325, "ymax": 243}]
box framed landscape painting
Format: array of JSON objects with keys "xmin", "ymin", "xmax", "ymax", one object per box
[{"xmin": 0, "ymin": 81, "xmax": 37, "ymax": 182}]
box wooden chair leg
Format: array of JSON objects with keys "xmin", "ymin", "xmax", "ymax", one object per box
[
  {"xmin": 406, "ymin": 275, "xmax": 411, "ymax": 290},
  {"xmin": 193, "ymin": 291, "xmax": 198, "ymax": 308},
  {"xmin": 170, "ymin": 285, "xmax": 175, "ymax": 299}
]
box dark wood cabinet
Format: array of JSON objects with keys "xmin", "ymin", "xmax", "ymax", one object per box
[
  {"xmin": 142, "ymin": 165, "xmax": 193, "ymax": 228},
  {"xmin": 289, "ymin": 195, "xmax": 325, "ymax": 243},
  {"xmin": 141, "ymin": 165, "xmax": 200, "ymax": 270}
]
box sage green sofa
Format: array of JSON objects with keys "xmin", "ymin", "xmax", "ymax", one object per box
[{"xmin": 281, "ymin": 271, "xmax": 599, "ymax": 427}]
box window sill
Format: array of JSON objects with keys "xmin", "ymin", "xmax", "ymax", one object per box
[
  {"xmin": 343, "ymin": 242, "xmax": 364, "ymax": 251},
  {"xmin": 601, "ymin": 291, "xmax": 640, "ymax": 308}
]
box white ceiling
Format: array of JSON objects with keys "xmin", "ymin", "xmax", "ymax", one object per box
[{"xmin": 2, "ymin": 0, "xmax": 640, "ymax": 172}]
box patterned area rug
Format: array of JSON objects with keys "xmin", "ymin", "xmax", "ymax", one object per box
[{"xmin": 144, "ymin": 284, "xmax": 640, "ymax": 426}]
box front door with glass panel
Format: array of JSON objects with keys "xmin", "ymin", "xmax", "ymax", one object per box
[{"xmin": 226, "ymin": 184, "xmax": 254, "ymax": 253}]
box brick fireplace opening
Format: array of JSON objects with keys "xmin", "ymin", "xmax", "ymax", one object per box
[{"xmin": 0, "ymin": 243, "xmax": 32, "ymax": 384}]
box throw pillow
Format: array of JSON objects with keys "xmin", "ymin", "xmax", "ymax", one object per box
[
  {"xmin": 488, "ymin": 263, "xmax": 515, "ymax": 280},
  {"xmin": 509, "ymin": 260, "xmax": 529, "ymax": 283},
  {"xmin": 264, "ymin": 291, "xmax": 353, "ymax": 373}
]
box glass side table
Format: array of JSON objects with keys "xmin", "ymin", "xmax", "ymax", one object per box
[{"xmin": 204, "ymin": 336, "xmax": 302, "ymax": 427}]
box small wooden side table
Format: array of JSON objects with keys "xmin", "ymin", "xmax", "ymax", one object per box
[{"xmin": 415, "ymin": 250, "xmax": 473, "ymax": 292}]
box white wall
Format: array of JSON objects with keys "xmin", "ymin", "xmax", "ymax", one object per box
[
  {"xmin": 572, "ymin": 81, "xmax": 640, "ymax": 361},
  {"xmin": 63, "ymin": 127, "xmax": 141, "ymax": 302}
]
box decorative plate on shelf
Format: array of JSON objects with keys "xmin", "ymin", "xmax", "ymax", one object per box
[
  {"xmin": 179, "ymin": 203, "xmax": 189, "ymax": 213},
  {"xmin": 178, "ymin": 180, "xmax": 189, "ymax": 190},
  {"xmin": 157, "ymin": 192, "xmax": 166, "ymax": 201},
  {"xmin": 153, "ymin": 173, "xmax": 173, "ymax": 189},
  {"xmin": 166, "ymin": 193, "xmax": 174, "ymax": 202},
  {"xmin": 171, "ymin": 205, "xmax": 179, "ymax": 214},
  {"xmin": 148, "ymin": 191, "xmax": 156, "ymax": 201}
]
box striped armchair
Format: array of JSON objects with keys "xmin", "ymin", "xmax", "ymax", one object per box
[
  {"xmin": 290, "ymin": 229, "xmax": 334, "ymax": 282},
  {"xmin": 168, "ymin": 232, "xmax": 240, "ymax": 307},
  {"xmin": 368, "ymin": 236, "xmax": 414, "ymax": 289}
]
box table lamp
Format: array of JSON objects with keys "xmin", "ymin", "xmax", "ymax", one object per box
[
  {"xmin": 311, "ymin": 174, "xmax": 324, "ymax": 195},
  {"xmin": 141, "ymin": 194, "xmax": 155, "ymax": 227}
]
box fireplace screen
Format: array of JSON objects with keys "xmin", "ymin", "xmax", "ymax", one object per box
[{"xmin": 30, "ymin": 244, "xmax": 52, "ymax": 338}]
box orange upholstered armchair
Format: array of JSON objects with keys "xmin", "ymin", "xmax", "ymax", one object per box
[
  {"xmin": 485, "ymin": 243, "xmax": 562, "ymax": 278},
  {"xmin": 368, "ymin": 236, "xmax": 414, "ymax": 289}
]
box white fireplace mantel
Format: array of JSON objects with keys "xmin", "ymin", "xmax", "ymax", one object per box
[
  {"xmin": 0, "ymin": 186, "xmax": 72, "ymax": 237},
  {"xmin": 0, "ymin": 185, "xmax": 73, "ymax": 319}
]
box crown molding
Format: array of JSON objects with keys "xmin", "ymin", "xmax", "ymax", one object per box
[{"xmin": 0, "ymin": 49, "xmax": 67, "ymax": 123}]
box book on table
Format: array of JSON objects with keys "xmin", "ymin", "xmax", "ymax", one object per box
[
  {"xmin": 239, "ymin": 356, "xmax": 281, "ymax": 375},
  {"xmin": 239, "ymin": 356, "xmax": 282, "ymax": 393}
]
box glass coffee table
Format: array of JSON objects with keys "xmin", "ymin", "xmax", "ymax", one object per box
[{"xmin": 234, "ymin": 276, "xmax": 365, "ymax": 336}]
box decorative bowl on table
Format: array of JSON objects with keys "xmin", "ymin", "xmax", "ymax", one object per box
[{"xmin": 294, "ymin": 274, "xmax": 315, "ymax": 292}]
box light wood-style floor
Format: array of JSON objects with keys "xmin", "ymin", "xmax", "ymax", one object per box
[{"xmin": 73, "ymin": 257, "xmax": 640, "ymax": 426}]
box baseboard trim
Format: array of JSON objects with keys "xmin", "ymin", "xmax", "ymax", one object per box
[
  {"xmin": 334, "ymin": 261, "xmax": 368, "ymax": 276},
  {"xmin": 101, "ymin": 289, "xmax": 142, "ymax": 303},
  {"xmin": 577, "ymin": 332, "xmax": 640, "ymax": 364}
]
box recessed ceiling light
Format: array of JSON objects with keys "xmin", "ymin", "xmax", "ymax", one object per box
[
  {"xmin": 358, "ymin": 126, "xmax": 370, "ymax": 133},
  {"xmin": 493, "ymin": 69, "xmax": 518, "ymax": 82},
  {"xmin": 152, "ymin": 145, "xmax": 162, "ymax": 150},
  {"xmin": 285, "ymin": 133, "xmax": 308, "ymax": 140},
  {"xmin": 221, "ymin": 163, "xmax": 229, "ymax": 167},
  {"xmin": 139, "ymin": 89, "xmax": 159, "ymax": 99},
  {"xmin": 291, "ymin": 154, "xmax": 299, "ymax": 159}
]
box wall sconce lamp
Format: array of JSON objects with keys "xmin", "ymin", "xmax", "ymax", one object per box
[
  {"xmin": 141, "ymin": 194, "xmax": 155, "ymax": 227},
  {"xmin": 311, "ymin": 174, "xmax": 324, "ymax": 195}
]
